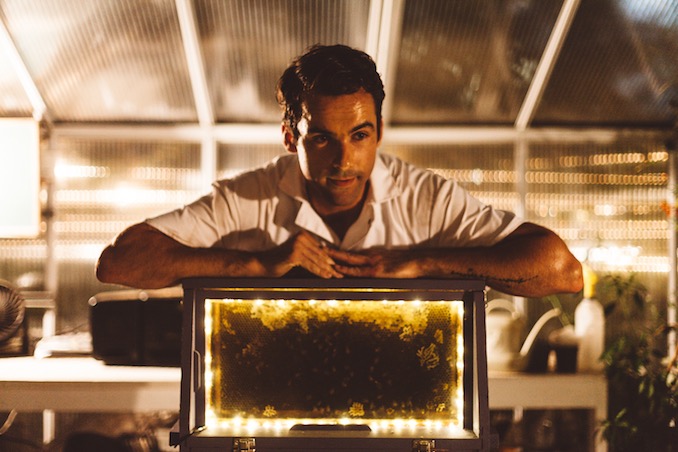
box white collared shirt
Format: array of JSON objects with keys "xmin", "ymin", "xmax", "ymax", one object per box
[{"xmin": 146, "ymin": 153, "xmax": 523, "ymax": 251}]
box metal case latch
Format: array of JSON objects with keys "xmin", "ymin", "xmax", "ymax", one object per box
[
  {"xmin": 412, "ymin": 439, "xmax": 435, "ymax": 451},
  {"xmin": 233, "ymin": 437, "xmax": 256, "ymax": 451}
]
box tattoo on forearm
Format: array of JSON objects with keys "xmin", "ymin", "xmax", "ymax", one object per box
[{"xmin": 450, "ymin": 267, "xmax": 537, "ymax": 286}]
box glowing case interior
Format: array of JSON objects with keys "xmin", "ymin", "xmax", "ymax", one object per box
[{"xmin": 174, "ymin": 278, "xmax": 491, "ymax": 451}]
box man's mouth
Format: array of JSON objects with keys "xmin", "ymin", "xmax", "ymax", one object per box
[{"xmin": 328, "ymin": 176, "xmax": 357, "ymax": 188}]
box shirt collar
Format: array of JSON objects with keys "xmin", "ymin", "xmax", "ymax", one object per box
[
  {"xmin": 368, "ymin": 152, "xmax": 400, "ymax": 203},
  {"xmin": 278, "ymin": 154, "xmax": 307, "ymax": 201},
  {"xmin": 276, "ymin": 153, "xmax": 401, "ymax": 245}
]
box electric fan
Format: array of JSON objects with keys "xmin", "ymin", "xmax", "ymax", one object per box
[{"xmin": 0, "ymin": 279, "xmax": 27, "ymax": 355}]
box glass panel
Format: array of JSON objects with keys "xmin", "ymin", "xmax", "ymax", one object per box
[
  {"xmin": 52, "ymin": 138, "xmax": 203, "ymax": 330},
  {"xmin": 54, "ymin": 139, "xmax": 203, "ymax": 226},
  {"xmin": 534, "ymin": 0, "xmax": 678, "ymax": 126},
  {"xmin": 0, "ymin": 0, "xmax": 197, "ymax": 122},
  {"xmin": 217, "ymin": 142, "xmax": 286, "ymax": 179},
  {"xmin": 0, "ymin": 238, "xmax": 47, "ymax": 287},
  {"xmin": 195, "ymin": 0, "xmax": 372, "ymax": 123},
  {"xmin": 391, "ymin": 0, "xmax": 562, "ymax": 125},
  {"xmin": 526, "ymin": 139, "xmax": 668, "ymax": 274},
  {"xmin": 380, "ymin": 144, "xmax": 519, "ymax": 212},
  {"xmin": 206, "ymin": 296, "xmax": 464, "ymax": 428}
]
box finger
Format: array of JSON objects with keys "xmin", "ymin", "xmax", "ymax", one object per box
[
  {"xmin": 334, "ymin": 264, "xmax": 376, "ymax": 277},
  {"xmin": 326, "ymin": 248, "xmax": 372, "ymax": 265},
  {"xmin": 303, "ymin": 259, "xmax": 343, "ymax": 278},
  {"xmin": 298, "ymin": 244, "xmax": 343, "ymax": 278},
  {"xmin": 296, "ymin": 232, "xmax": 337, "ymax": 264},
  {"xmin": 292, "ymin": 231, "xmax": 346, "ymax": 278}
]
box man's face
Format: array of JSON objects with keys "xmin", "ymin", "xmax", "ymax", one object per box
[{"xmin": 284, "ymin": 89, "xmax": 382, "ymax": 217}]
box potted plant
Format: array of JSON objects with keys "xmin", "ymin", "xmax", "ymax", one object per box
[{"xmin": 598, "ymin": 273, "xmax": 678, "ymax": 451}]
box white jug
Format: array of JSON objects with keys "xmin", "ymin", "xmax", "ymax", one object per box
[{"xmin": 486, "ymin": 299, "xmax": 562, "ymax": 372}]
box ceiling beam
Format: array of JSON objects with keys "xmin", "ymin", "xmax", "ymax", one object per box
[
  {"xmin": 0, "ymin": 16, "xmax": 48, "ymax": 122},
  {"xmin": 372, "ymin": 0, "xmax": 405, "ymax": 126},
  {"xmin": 365, "ymin": 0, "xmax": 383, "ymax": 58},
  {"xmin": 385, "ymin": 125, "xmax": 669, "ymax": 145},
  {"xmin": 51, "ymin": 123, "xmax": 670, "ymax": 145},
  {"xmin": 175, "ymin": 0, "xmax": 213, "ymax": 127},
  {"xmin": 514, "ymin": 0, "xmax": 581, "ymax": 131},
  {"xmin": 175, "ymin": 0, "xmax": 217, "ymax": 187}
]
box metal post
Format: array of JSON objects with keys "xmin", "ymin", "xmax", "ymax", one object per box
[
  {"xmin": 512, "ymin": 139, "xmax": 528, "ymax": 316},
  {"xmin": 668, "ymin": 139, "xmax": 677, "ymax": 355}
]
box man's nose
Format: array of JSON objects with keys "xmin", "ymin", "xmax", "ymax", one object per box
[{"xmin": 332, "ymin": 141, "xmax": 353, "ymax": 169}]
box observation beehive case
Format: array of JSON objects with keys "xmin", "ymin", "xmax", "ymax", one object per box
[{"xmin": 175, "ymin": 278, "xmax": 491, "ymax": 452}]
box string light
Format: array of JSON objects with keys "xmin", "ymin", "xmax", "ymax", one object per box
[{"xmin": 204, "ymin": 297, "xmax": 466, "ymax": 434}]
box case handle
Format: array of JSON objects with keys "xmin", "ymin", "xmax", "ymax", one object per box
[{"xmin": 193, "ymin": 350, "xmax": 203, "ymax": 391}]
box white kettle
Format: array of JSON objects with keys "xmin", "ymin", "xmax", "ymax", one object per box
[{"xmin": 485, "ymin": 299, "xmax": 562, "ymax": 372}]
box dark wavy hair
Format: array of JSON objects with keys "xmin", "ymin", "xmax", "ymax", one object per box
[{"xmin": 276, "ymin": 44, "xmax": 385, "ymax": 140}]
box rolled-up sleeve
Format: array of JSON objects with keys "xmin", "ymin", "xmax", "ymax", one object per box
[{"xmin": 145, "ymin": 184, "xmax": 235, "ymax": 248}]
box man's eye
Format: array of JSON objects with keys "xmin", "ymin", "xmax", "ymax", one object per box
[
  {"xmin": 354, "ymin": 131, "xmax": 369, "ymax": 141},
  {"xmin": 312, "ymin": 135, "xmax": 328, "ymax": 144}
]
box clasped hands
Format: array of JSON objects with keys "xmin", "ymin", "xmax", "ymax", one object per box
[{"xmin": 255, "ymin": 230, "xmax": 421, "ymax": 279}]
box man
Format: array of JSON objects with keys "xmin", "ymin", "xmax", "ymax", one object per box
[{"xmin": 97, "ymin": 44, "xmax": 582, "ymax": 297}]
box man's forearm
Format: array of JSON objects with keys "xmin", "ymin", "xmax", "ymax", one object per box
[
  {"xmin": 96, "ymin": 223, "xmax": 264, "ymax": 289},
  {"xmin": 416, "ymin": 247, "xmax": 580, "ymax": 297},
  {"xmin": 96, "ymin": 224, "xmax": 346, "ymax": 288},
  {"xmin": 333, "ymin": 223, "xmax": 583, "ymax": 298},
  {"xmin": 413, "ymin": 227, "xmax": 583, "ymax": 297}
]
